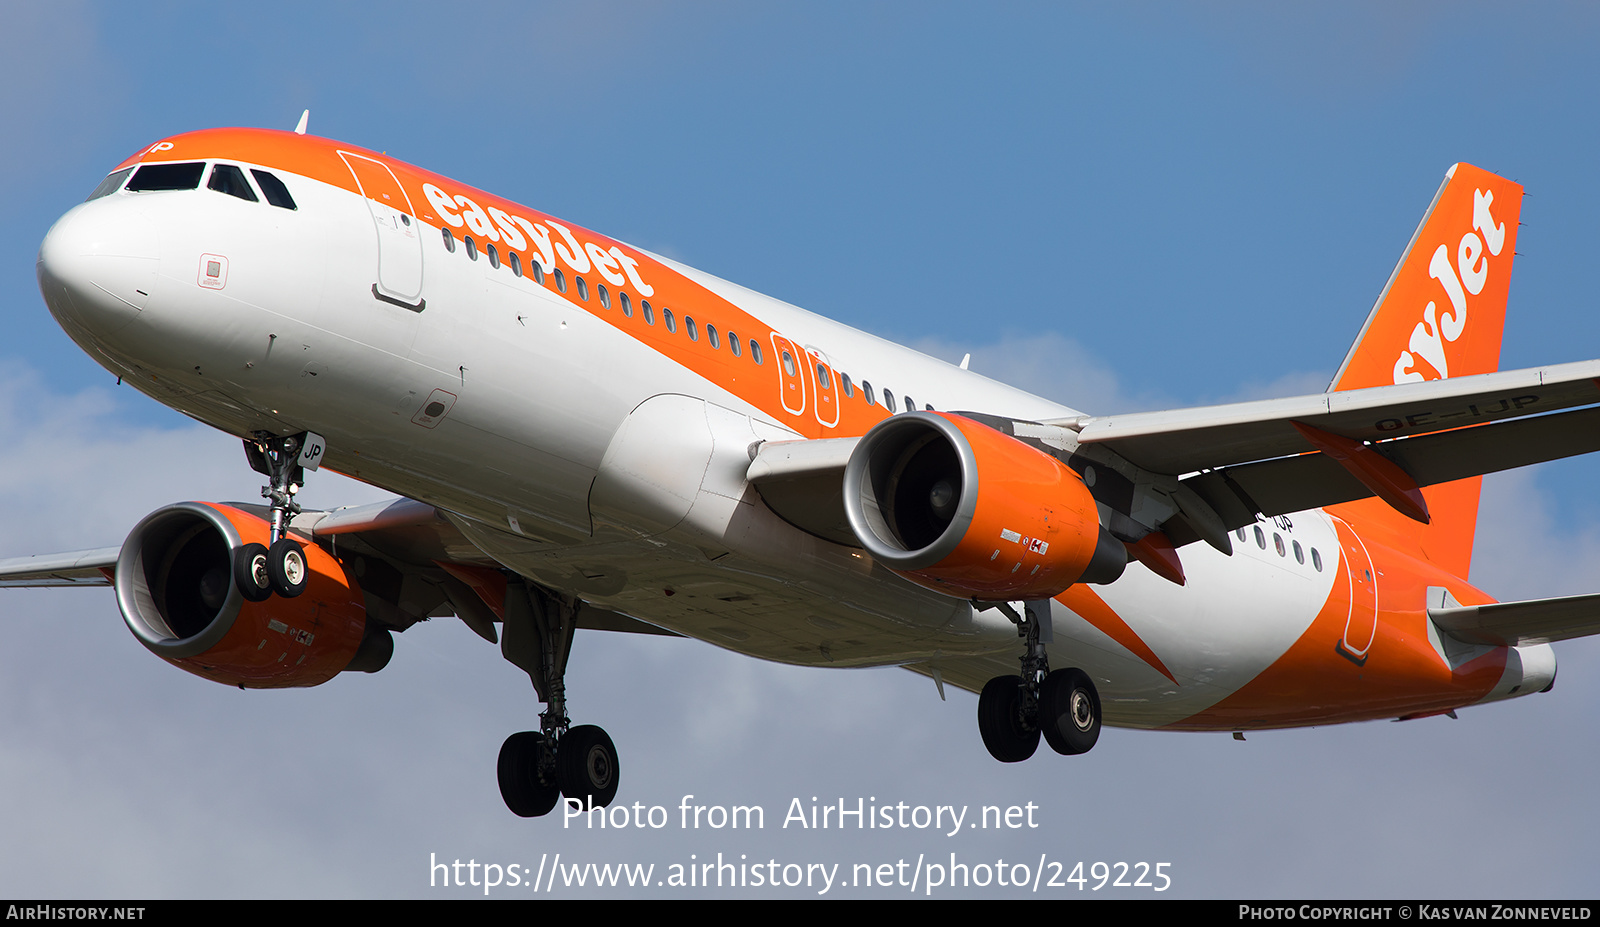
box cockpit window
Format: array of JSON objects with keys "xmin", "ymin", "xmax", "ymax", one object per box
[
  {"xmin": 250, "ymin": 169, "xmax": 297, "ymax": 210},
  {"xmin": 207, "ymin": 164, "xmax": 258, "ymax": 202},
  {"xmin": 85, "ymin": 167, "xmax": 134, "ymax": 201},
  {"xmin": 126, "ymin": 162, "xmax": 206, "ymax": 192}
]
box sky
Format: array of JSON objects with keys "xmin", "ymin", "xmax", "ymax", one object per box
[{"xmin": 2, "ymin": 1, "xmax": 1600, "ymax": 899}]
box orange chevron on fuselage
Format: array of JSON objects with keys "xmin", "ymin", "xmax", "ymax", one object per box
[{"xmin": 1168, "ymin": 516, "xmax": 1505, "ymax": 730}]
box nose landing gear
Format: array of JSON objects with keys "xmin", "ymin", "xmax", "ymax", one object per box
[
  {"xmin": 975, "ymin": 599, "xmax": 1103, "ymax": 762},
  {"xmin": 238, "ymin": 431, "xmax": 324, "ymax": 600}
]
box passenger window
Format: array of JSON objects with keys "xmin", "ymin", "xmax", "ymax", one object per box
[
  {"xmin": 1311, "ymin": 548, "xmax": 1323, "ymax": 572},
  {"xmin": 750, "ymin": 340, "xmax": 763, "ymax": 364},
  {"xmin": 816, "ymin": 363, "xmax": 831, "ymax": 388},
  {"xmin": 441, "ymin": 227, "xmax": 457, "ymax": 253},
  {"xmin": 487, "ymin": 243, "xmax": 500, "ymax": 269},
  {"xmin": 250, "ymin": 170, "xmax": 297, "ymax": 209},
  {"xmin": 127, "ymin": 162, "xmax": 205, "ymax": 191},
  {"xmin": 465, "ymin": 236, "xmax": 478, "ymax": 260},
  {"xmin": 904, "ymin": 395, "xmax": 915, "ymax": 413},
  {"xmin": 510, "ymin": 251, "xmax": 523, "ymax": 277},
  {"xmin": 1274, "ymin": 533, "xmax": 1286, "ymax": 557},
  {"xmin": 1254, "ymin": 526, "xmax": 1266, "ymax": 550},
  {"xmin": 781, "ymin": 351, "xmax": 796, "ymax": 377},
  {"xmin": 728, "ymin": 331, "xmax": 741, "ymax": 356},
  {"xmin": 86, "ymin": 167, "xmax": 134, "ymax": 201},
  {"xmin": 663, "ymin": 308, "xmax": 677, "ymax": 333},
  {"xmin": 1293, "ymin": 540, "xmax": 1305, "ymax": 565},
  {"xmin": 1235, "ymin": 528, "xmax": 1247, "ymax": 542},
  {"xmin": 883, "ymin": 389, "xmax": 896, "ymax": 411},
  {"xmin": 925, "ymin": 403, "xmax": 934, "ymax": 411},
  {"xmin": 554, "ymin": 269, "xmax": 567, "ymax": 293},
  {"xmin": 686, "ymin": 317, "xmax": 698, "ymax": 341},
  {"xmin": 643, "ymin": 301, "xmax": 655, "ymax": 325},
  {"xmin": 620, "ymin": 292, "xmax": 633, "ymax": 317},
  {"xmin": 576, "ymin": 276, "xmax": 589, "ymax": 301},
  {"xmin": 207, "ymin": 164, "xmax": 257, "ymax": 202},
  {"xmin": 707, "ymin": 324, "xmax": 720, "ymax": 349},
  {"xmin": 598, "ymin": 284, "xmax": 610, "ymax": 309},
  {"xmin": 840, "ymin": 373, "xmax": 853, "ymax": 397},
  {"xmin": 530, "ymin": 259, "xmax": 545, "ymax": 285},
  {"xmin": 862, "ymin": 381, "xmax": 875, "ymax": 405}
]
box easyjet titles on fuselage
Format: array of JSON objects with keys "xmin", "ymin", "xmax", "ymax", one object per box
[{"xmin": 421, "ymin": 182, "xmax": 655, "ymax": 298}]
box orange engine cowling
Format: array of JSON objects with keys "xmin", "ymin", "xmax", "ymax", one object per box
[
  {"xmin": 114, "ymin": 502, "xmax": 389, "ymax": 688},
  {"xmin": 842, "ymin": 412, "xmax": 1126, "ymax": 600}
]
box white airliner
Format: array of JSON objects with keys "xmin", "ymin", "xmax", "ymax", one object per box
[{"xmin": 9, "ymin": 120, "xmax": 1600, "ymax": 817}]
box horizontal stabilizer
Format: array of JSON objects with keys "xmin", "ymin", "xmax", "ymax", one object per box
[{"xmin": 1432, "ymin": 591, "xmax": 1600, "ymax": 646}]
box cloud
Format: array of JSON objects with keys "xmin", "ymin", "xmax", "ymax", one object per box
[
  {"xmin": 0, "ymin": 363, "xmax": 393, "ymax": 556},
  {"xmin": 909, "ymin": 331, "xmax": 1162, "ymax": 415},
  {"xmin": 910, "ymin": 331, "xmax": 1334, "ymax": 416}
]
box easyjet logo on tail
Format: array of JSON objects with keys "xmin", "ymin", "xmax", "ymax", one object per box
[
  {"xmin": 421, "ymin": 182, "xmax": 654, "ymax": 297},
  {"xmin": 1392, "ymin": 188, "xmax": 1506, "ymax": 384},
  {"xmin": 1329, "ymin": 164, "xmax": 1521, "ymax": 394}
]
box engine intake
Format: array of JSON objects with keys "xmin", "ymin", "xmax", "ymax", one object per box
[
  {"xmin": 115, "ymin": 502, "xmax": 386, "ymax": 687},
  {"xmin": 843, "ymin": 412, "xmax": 1125, "ymax": 600}
]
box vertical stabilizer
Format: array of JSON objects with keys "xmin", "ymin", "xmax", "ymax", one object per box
[{"xmin": 1326, "ymin": 164, "xmax": 1523, "ymax": 576}]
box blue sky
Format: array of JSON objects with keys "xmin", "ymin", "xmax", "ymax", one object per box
[{"xmin": 2, "ymin": 2, "xmax": 1600, "ymax": 898}]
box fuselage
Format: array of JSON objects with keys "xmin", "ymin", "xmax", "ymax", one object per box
[{"xmin": 34, "ymin": 128, "xmax": 1555, "ymax": 731}]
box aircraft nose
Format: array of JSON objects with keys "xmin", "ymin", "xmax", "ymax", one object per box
[{"xmin": 37, "ymin": 201, "xmax": 160, "ymax": 340}]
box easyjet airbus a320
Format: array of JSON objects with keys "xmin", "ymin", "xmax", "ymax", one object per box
[{"xmin": 9, "ymin": 117, "xmax": 1600, "ymax": 817}]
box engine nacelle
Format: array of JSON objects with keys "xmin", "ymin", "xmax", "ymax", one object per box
[
  {"xmin": 114, "ymin": 502, "xmax": 386, "ymax": 688},
  {"xmin": 843, "ymin": 412, "xmax": 1125, "ymax": 600}
]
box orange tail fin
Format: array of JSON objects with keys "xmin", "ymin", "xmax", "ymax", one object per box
[{"xmin": 1326, "ymin": 163, "xmax": 1523, "ymax": 576}]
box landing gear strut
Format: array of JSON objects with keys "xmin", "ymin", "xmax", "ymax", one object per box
[
  {"xmin": 976, "ymin": 599, "xmax": 1102, "ymax": 761},
  {"xmin": 242, "ymin": 431, "xmax": 324, "ymax": 599},
  {"xmin": 496, "ymin": 582, "xmax": 619, "ymax": 817}
]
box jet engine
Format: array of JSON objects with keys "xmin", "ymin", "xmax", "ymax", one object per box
[
  {"xmin": 842, "ymin": 412, "xmax": 1125, "ymax": 600},
  {"xmin": 114, "ymin": 502, "xmax": 390, "ymax": 687}
]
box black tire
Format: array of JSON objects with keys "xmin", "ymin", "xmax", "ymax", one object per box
[
  {"xmin": 233, "ymin": 543, "xmax": 272, "ymax": 602},
  {"xmin": 1039, "ymin": 668, "xmax": 1101, "ymax": 756},
  {"xmin": 978, "ymin": 675, "xmax": 1039, "ymax": 763},
  {"xmin": 557, "ymin": 724, "xmax": 620, "ymax": 808},
  {"xmin": 267, "ymin": 538, "xmax": 308, "ymax": 598},
  {"xmin": 498, "ymin": 731, "xmax": 560, "ymax": 818}
]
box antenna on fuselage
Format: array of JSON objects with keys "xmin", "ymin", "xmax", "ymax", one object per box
[{"xmin": 294, "ymin": 110, "xmax": 309, "ymax": 135}]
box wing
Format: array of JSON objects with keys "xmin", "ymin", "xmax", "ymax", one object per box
[
  {"xmin": 0, "ymin": 496, "xmax": 678, "ymax": 639},
  {"xmin": 0, "ymin": 548, "xmax": 120, "ymax": 587},
  {"xmin": 1061, "ymin": 359, "xmax": 1600, "ymax": 474},
  {"xmin": 1069, "ymin": 359, "xmax": 1600, "ymax": 541},
  {"xmin": 747, "ymin": 359, "xmax": 1600, "ymax": 551}
]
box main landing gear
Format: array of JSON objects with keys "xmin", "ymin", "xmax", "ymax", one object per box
[
  {"xmin": 975, "ymin": 600, "xmax": 1103, "ymax": 762},
  {"xmin": 496, "ymin": 582, "xmax": 619, "ymax": 817},
  {"xmin": 240, "ymin": 431, "xmax": 324, "ymax": 599}
]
